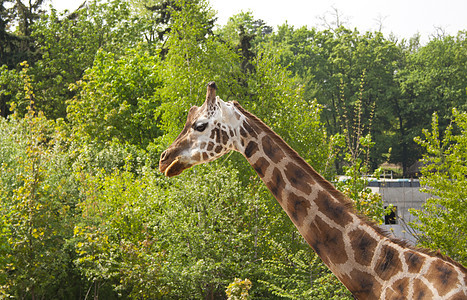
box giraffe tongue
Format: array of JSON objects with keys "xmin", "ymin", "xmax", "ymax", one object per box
[{"xmin": 164, "ymin": 158, "xmax": 186, "ymax": 177}]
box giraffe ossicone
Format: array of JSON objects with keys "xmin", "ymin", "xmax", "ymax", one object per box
[{"xmin": 159, "ymin": 82, "xmax": 467, "ymax": 299}]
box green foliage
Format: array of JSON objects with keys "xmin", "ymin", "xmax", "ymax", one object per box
[
  {"xmin": 2, "ymin": 0, "xmax": 467, "ymax": 298},
  {"xmin": 411, "ymin": 110, "xmax": 467, "ymax": 265},
  {"xmin": 0, "ymin": 0, "xmax": 46, "ymax": 68},
  {"xmin": 226, "ymin": 278, "xmax": 253, "ymax": 300},
  {"xmin": 155, "ymin": 0, "xmax": 243, "ymax": 146},
  {"xmin": 395, "ymin": 32, "xmax": 467, "ymax": 169},
  {"xmin": 238, "ymin": 47, "xmax": 335, "ymax": 179},
  {"xmin": 0, "ymin": 110, "xmax": 81, "ymax": 298},
  {"xmin": 67, "ymin": 47, "xmax": 163, "ymax": 147},
  {"xmin": 30, "ymin": 0, "xmax": 147, "ymax": 118},
  {"xmin": 0, "ymin": 65, "xmax": 21, "ymax": 117},
  {"xmin": 336, "ymin": 159, "xmax": 389, "ymax": 225},
  {"xmin": 217, "ymin": 11, "xmax": 272, "ymax": 48},
  {"xmin": 259, "ymin": 243, "xmax": 352, "ymax": 299},
  {"xmin": 74, "ymin": 169, "xmax": 167, "ymax": 298},
  {"xmin": 1, "ymin": 62, "xmax": 37, "ymax": 117},
  {"xmin": 150, "ymin": 165, "xmax": 262, "ymax": 298},
  {"xmin": 332, "ymin": 73, "xmax": 390, "ymax": 224},
  {"xmin": 266, "ymin": 24, "xmax": 403, "ymax": 169}
]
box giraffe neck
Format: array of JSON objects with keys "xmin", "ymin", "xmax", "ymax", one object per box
[{"xmin": 231, "ymin": 102, "xmax": 467, "ymax": 299}]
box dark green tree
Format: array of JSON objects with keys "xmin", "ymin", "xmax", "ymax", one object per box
[
  {"xmin": 0, "ymin": 0, "xmax": 17, "ymax": 68},
  {"xmin": 395, "ymin": 32, "xmax": 467, "ymax": 172},
  {"xmin": 1, "ymin": 0, "xmax": 46, "ymax": 117},
  {"xmin": 216, "ymin": 11, "xmax": 273, "ymax": 94},
  {"xmin": 265, "ymin": 25, "xmax": 402, "ymax": 170},
  {"xmin": 0, "ymin": 0, "xmax": 45, "ymax": 67}
]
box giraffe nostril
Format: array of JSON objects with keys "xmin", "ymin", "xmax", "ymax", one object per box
[{"xmin": 160, "ymin": 150, "xmax": 168, "ymax": 161}]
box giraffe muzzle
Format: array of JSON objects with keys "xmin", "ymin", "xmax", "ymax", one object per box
[{"xmin": 159, "ymin": 153, "xmax": 191, "ymax": 177}]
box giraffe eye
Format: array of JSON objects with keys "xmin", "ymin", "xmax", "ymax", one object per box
[{"xmin": 194, "ymin": 122, "xmax": 208, "ymax": 132}]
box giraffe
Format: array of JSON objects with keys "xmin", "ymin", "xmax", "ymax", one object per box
[{"xmin": 159, "ymin": 82, "xmax": 467, "ymax": 299}]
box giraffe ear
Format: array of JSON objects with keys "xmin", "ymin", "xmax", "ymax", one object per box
[{"xmin": 205, "ymin": 81, "xmax": 217, "ymax": 111}]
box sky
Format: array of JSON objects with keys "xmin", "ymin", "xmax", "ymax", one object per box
[{"xmin": 50, "ymin": 0, "xmax": 467, "ymax": 43}]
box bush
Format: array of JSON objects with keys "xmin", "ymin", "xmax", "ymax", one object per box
[{"xmin": 411, "ymin": 109, "xmax": 467, "ymax": 265}]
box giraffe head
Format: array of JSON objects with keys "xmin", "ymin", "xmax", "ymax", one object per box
[{"xmin": 159, "ymin": 82, "xmax": 242, "ymax": 177}]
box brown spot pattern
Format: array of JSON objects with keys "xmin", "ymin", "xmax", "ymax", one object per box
[
  {"xmin": 242, "ymin": 121, "xmax": 257, "ymax": 138},
  {"xmin": 215, "ymin": 145, "xmax": 223, "ymax": 153},
  {"xmin": 286, "ymin": 192, "xmax": 311, "ymax": 226},
  {"xmin": 192, "ymin": 152, "xmax": 201, "ymax": 161},
  {"xmin": 221, "ymin": 130, "xmax": 229, "ymax": 144},
  {"xmin": 413, "ymin": 279, "xmax": 434, "ymax": 299},
  {"xmin": 425, "ymin": 260, "xmax": 456, "ymax": 297},
  {"xmin": 266, "ymin": 168, "xmax": 286, "ymax": 201},
  {"xmin": 404, "ymin": 251, "xmax": 424, "ymax": 273},
  {"xmin": 349, "ymin": 230, "xmax": 377, "ymax": 266},
  {"xmin": 448, "ymin": 292, "xmax": 467, "ymax": 300},
  {"xmin": 284, "ymin": 162, "xmax": 313, "ymax": 194},
  {"xmin": 207, "ymin": 142, "xmax": 214, "ymax": 151},
  {"xmin": 307, "ymin": 217, "xmax": 348, "ymax": 265},
  {"xmin": 315, "ymin": 191, "xmax": 352, "ymax": 226},
  {"xmin": 252, "ymin": 157, "xmax": 270, "ymax": 178},
  {"xmin": 340, "ymin": 269, "xmax": 380, "ymax": 299},
  {"xmin": 209, "ymin": 127, "xmax": 221, "ymax": 143},
  {"xmin": 202, "ymin": 152, "xmax": 209, "ymax": 160},
  {"xmin": 374, "ymin": 245, "xmax": 402, "ymax": 281},
  {"xmin": 262, "ymin": 135, "xmax": 285, "ymax": 163},
  {"xmin": 244, "ymin": 141, "xmax": 259, "ymax": 158},
  {"xmin": 214, "ymin": 128, "xmax": 221, "ymax": 143},
  {"xmin": 385, "ymin": 278, "xmax": 409, "ymax": 300},
  {"xmin": 240, "ymin": 127, "xmax": 247, "ymax": 138}
]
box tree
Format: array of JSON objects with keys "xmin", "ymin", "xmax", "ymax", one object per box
[
  {"xmin": 1, "ymin": 0, "xmax": 46, "ymax": 117},
  {"xmin": 27, "ymin": 0, "xmax": 146, "ymax": 119},
  {"xmin": 135, "ymin": 0, "xmax": 179, "ymax": 47},
  {"xmin": 265, "ymin": 25, "xmax": 402, "ymax": 170},
  {"xmin": 154, "ymin": 0, "xmax": 243, "ymax": 147},
  {"xmin": 0, "ymin": 64, "xmax": 21, "ymax": 117},
  {"xmin": 243, "ymin": 47, "xmax": 334, "ymax": 177},
  {"xmin": 333, "ymin": 73, "xmax": 391, "ymax": 225},
  {"xmin": 0, "ymin": 89, "xmax": 82, "ymax": 298},
  {"xmin": 217, "ymin": 11, "xmax": 273, "ymax": 75},
  {"xmin": 0, "ymin": 61, "xmax": 162, "ymax": 298},
  {"xmin": 0, "ymin": 0, "xmax": 45, "ymax": 67},
  {"xmin": 259, "ymin": 246, "xmax": 352, "ymax": 299},
  {"xmin": 226, "ymin": 278, "xmax": 252, "ymax": 300},
  {"xmin": 395, "ymin": 32, "xmax": 467, "ymax": 172},
  {"xmin": 218, "ymin": 11, "xmax": 272, "ymax": 47},
  {"xmin": 67, "ymin": 47, "xmax": 164, "ymax": 148},
  {"xmin": 0, "ymin": 0, "xmax": 19, "ymax": 68},
  {"xmin": 216, "ymin": 11, "xmax": 273, "ymax": 96},
  {"xmin": 141, "ymin": 0, "xmax": 217, "ymax": 58},
  {"xmin": 411, "ymin": 109, "xmax": 467, "ymax": 266},
  {"xmin": 73, "ymin": 169, "xmax": 166, "ymax": 299}
]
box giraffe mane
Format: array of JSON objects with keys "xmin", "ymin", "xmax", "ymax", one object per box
[{"xmin": 232, "ymin": 101, "xmax": 467, "ymax": 272}]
